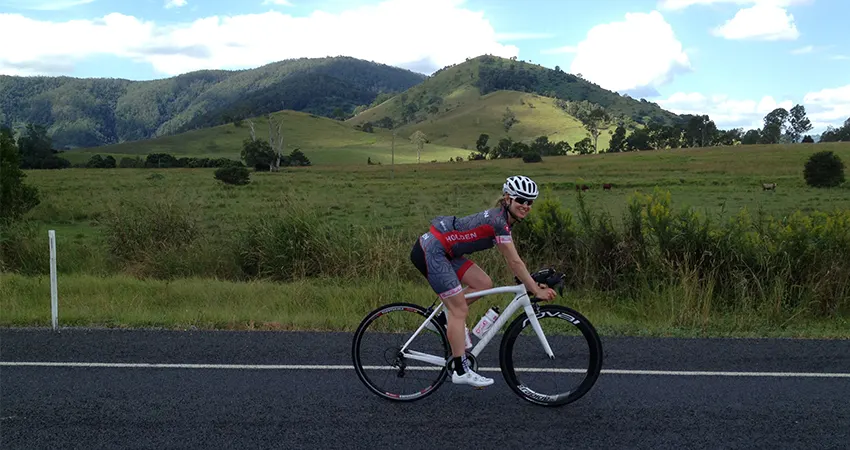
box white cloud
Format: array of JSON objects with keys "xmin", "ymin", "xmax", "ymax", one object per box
[
  {"xmin": 658, "ymin": 0, "xmax": 809, "ymax": 10},
  {"xmin": 0, "ymin": 0, "xmax": 95, "ymax": 10},
  {"xmin": 803, "ymin": 84, "xmax": 850, "ymax": 129},
  {"xmin": 790, "ymin": 45, "xmax": 813, "ymax": 54},
  {"xmin": 658, "ymin": 85, "xmax": 850, "ymax": 133},
  {"xmin": 165, "ymin": 0, "xmax": 187, "ymax": 8},
  {"xmin": 790, "ymin": 45, "xmax": 835, "ymax": 56},
  {"xmin": 540, "ymin": 45, "xmax": 577, "ymax": 55},
  {"xmin": 0, "ymin": 13, "xmax": 157, "ymax": 76},
  {"xmin": 262, "ymin": 0, "xmax": 293, "ymax": 5},
  {"xmin": 566, "ymin": 11, "xmax": 691, "ymax": 95},
  {"xmin": 0, "ymin": 0, "xmax": 519, "ymax": 77},
  {"xmin": 712, "ymin": 3, "xmax": 799, "ymax": 40},
  {"xmin": 494, "ymin": 32, "xmax": 554, "ymax": 41},
  {"xmin": 658, "ymin": 92, "xmax": 792, "ymax": 130}
]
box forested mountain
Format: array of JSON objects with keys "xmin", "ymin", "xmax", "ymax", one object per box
[{"xmin": 0, "ymin": 56, "xmax": 425, "ymax": 149}]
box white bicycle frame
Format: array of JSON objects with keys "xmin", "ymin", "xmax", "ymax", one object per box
[{"xmin": 398, "ymin": 284, "xmax": 555, "ymax": 368}]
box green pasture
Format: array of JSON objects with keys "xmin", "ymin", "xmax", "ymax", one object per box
[
  {"xmin": 4, "ymin": 141, "xmax": 849, "ymax": 336},
  {"xmin": 28, "ymin": 142, "xmax": 850, "ymax": 235},
  {"xmin": 65, "ymin": 110, "xmax": 470, "ymax": 166}
]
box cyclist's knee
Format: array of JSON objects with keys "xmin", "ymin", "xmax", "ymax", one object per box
[
  {"xmin": 477, "ymin": 275, "xmax": 493, "ymax": 290},
  {"xmin": 444, "ymin": 294, "xmax": 468, "ymax": 317}
]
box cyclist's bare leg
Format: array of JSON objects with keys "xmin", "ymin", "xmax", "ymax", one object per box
[
  {"xmin": 442, "ymin": 264, "xmax": 492, "ymax": 328},
  {"xmin": 458, "ymin": 263, "xmax": 493, "ymax": 306},
  {"xmin": 442, "ymin": 291, "xmax": 469, "ymax": 358}
]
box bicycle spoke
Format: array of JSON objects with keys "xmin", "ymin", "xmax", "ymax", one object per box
[
  {"xmin": 500, "ymin": 305, "xmax": 603, "ymax": 407},
  {"xmin": 352, "ymin": 303, "xmax": 450, "ymax": 402}
]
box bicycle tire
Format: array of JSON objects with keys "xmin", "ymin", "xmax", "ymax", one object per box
[
  {"xmin": 351, "ymin": 302, "xmax": 450, "ymax": 402},
  {"xmin": 499, "ymin": 304, "xmax": 603, "ymax": 407}
]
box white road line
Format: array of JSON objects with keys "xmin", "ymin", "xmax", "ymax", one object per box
[{"xmin": 1, "ymin": 362, "xmax": 849, "ymax": 378}]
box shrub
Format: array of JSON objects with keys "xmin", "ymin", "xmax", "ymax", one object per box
[
  {"xmin": 118, "ymin": 156, "xmax": 144, "ymax": 168},
  {"xmin": 98, "ymin": 194, "xmax": 204, "ymax": 278},
  {"xmin": 804, "ymin": 150, "xmax": 845, "ymax": 188},
  {"xmin": 288, "ymin": 148, "xmax": 311, "ymax": 166},
  {"xmin": 86, "ymin": 154, "xmax": 116, "ymax": 168},
  {"xmin": 0, "ymin": 221, "xmax": 48, "ymax": 275},
  {"xmin": 575, "ymin": 137, "xmax": 594, "ymax": 155},
  {"xmin": 0, "ymin": 128, "xmax": 40, "ymax": 224},
  {"xmin": 215, "ymin": 166, "xmax": 251, "ymax": 185},
  {"xmin": 522, "ymin": 149, "xmax": 542, "ymax": 163},
  {"xmin": 100, "ymin": 196, "xmax": 200, "ymax": 263},
  {"xmin": 236, "ymin": 198, "xmax": 340, "ymax": 281}
]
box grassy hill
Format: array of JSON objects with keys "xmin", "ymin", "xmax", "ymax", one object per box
[
  {"xmin": 0, "ymin": 56, "xmax": 425, "ymax": 150},
  {"xmin": 353, "ymin": 89, "xmax": 614, "ymax": 150},
  {"xmin": 346, "ymin": 54, "xmax": 681, "ymax": 150},
  {"xmin": 65, "ymin": 110, "xmax": 467, "ymax": 166}
]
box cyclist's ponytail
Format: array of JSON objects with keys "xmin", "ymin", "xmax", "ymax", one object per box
[{"xmin": 495, "ymin": 196, "xmax": 508, "ymax": 208}]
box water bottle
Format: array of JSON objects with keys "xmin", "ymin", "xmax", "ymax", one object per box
[{"xmin": 472, "ymin": 307, "xmax": 500, "ymax": 339}]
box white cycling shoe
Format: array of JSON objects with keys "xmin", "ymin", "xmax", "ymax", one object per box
[{"xmin": 452, "ymin": 368, "xmax": 494, "ymax": 388}]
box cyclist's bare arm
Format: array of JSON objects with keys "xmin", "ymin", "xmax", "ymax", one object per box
[{"xmin": 496, "ymin": 241, "xmax": 555, "ymax": 300}]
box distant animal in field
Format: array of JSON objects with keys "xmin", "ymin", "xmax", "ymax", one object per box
[
  {"xmin": 762, "ymin": 183, "xmax": 777, "ymax": 191},
  {"xmin": 603, "ymin": 183, "xmax": 612, "ymax": 190}
]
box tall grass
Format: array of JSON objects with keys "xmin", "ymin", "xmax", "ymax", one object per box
[
  {"xmin": 4, "ymin": 187, "xmax": 848, "ymax": 321},
  {"xmin": 3, "ymin": 272, "xmax": 848, "ymax": 336},
  {"xmin": 0, "ymin": 221, "xmax": 48, "ymax": 275},
  {"xmin": 514, "ymin": 187, "xmax": 850, "ymax": 317}
]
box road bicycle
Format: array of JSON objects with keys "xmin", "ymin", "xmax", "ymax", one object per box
[{"xmin": 351, "ymin": 268, "xmax": 603, "ymax": 407}]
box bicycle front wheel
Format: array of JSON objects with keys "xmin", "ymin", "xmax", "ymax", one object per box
[
  {"xmin": 499, "ymin": 304, "xmax": 603, "ymax": 407},
  {"xmin": 351, "ymin": 302, "xmax": 450, "ymax": 402}
]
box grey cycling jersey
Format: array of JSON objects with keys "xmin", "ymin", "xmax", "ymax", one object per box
[{"xmin": 428, "ymin": 206, "xmax": 513, "ymax": 258}]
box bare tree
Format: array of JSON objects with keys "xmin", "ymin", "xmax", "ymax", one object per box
[
  {"xmin": 409, "ymin": 130, "xmax": 426, "ymax": 164},
  {"xmin": 267, "ymin": 113, "xmax": 285, "ymax": 170},
  {"xmin": 245, "ymin": 113, "xmax": 285, "ymax": 171},
  {"xmin": 248, "ymin": 120, "xmax": 257, "ymax": 142}
]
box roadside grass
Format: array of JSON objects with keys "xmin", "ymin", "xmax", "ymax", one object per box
[{"xmin": 3, "ymin": 273, "xmax": 848, "ymax": 338}]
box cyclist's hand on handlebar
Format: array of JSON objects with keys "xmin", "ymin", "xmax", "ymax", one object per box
[{"xmin": 534, "ymin": 284, "xmax": 557, "ymax": 302}]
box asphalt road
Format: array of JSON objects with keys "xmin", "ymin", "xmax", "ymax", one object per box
[{"xmin": 2, "ymin": 329, "xmax": 849, "ymax": 449}]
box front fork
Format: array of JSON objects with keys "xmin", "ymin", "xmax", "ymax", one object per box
[{"xmin": 523, "ymin": 301, "xmax": 555, "ymax": 359}]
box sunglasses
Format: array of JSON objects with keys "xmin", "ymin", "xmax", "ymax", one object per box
[{"xmin": 512, "ymin": 197, "xmax": 534, "ymax": 206}]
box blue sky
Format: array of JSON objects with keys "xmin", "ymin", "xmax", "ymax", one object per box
[{"xmin": 0, "ymin": 0, "xmax": 847, "ymax": 133}]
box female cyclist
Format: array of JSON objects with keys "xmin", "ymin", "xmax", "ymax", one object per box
[{"xmin": 409, "ymin": 175, "xmax": 557, "ymax": 387}]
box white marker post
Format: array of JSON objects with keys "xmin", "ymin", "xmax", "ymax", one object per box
[{"xmin": 48, "ymin": 230, "xmax": 58, "ymax": 331}]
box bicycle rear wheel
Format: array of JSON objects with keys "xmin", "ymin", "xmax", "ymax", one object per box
[
  {"xmin": 351, "ymin": 302, "xmax": 450, "ymax": 402},
  {"xmin": 499, "ymin": 304, "xmax": 603, "ymax": 407}
]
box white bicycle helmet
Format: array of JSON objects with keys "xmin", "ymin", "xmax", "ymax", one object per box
[{"xmin": 503, "ymin": 175, "xmax": 538, "ymax": 200}]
